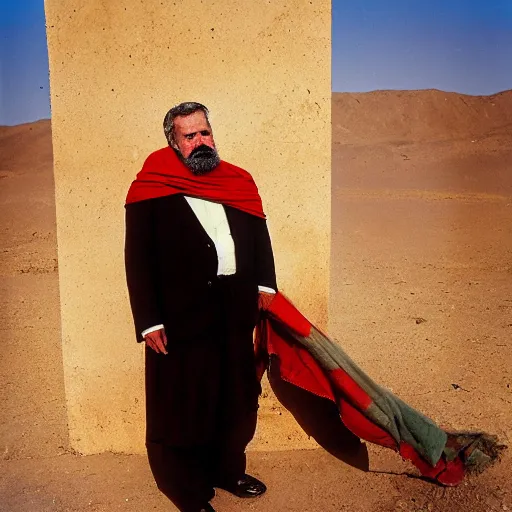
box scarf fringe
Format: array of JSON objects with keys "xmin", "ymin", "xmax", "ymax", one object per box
[{"xmin": 445, "ymin": 432, "xmax": 507, "ymax": 474}]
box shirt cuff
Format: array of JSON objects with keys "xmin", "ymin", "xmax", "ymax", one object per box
[
  {"xmin": 258, "ymin": 285, "xmax": 276, "ymax": 294},
  {"xmin": 141, "ymin": 324, "xmax": 164, "ymax": 338}
]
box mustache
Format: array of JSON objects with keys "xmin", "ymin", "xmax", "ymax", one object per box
[{"xmin": 189, "ymin": 144, "xmax": 216, "ymax": 159}]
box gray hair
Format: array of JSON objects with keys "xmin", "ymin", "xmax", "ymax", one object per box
[{"xmin": 163, "ymin": 102, "xmax": 210, "ymax": 146}]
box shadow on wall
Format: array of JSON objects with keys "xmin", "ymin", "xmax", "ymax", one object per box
[{"xmin": 268, "ymin": 358, "xmax": 370, "ymax": 472}]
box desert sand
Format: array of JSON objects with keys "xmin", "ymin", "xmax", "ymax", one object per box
[{"xmin": 1, "ymin": 90, "xmax": 511, "ymax": 511}]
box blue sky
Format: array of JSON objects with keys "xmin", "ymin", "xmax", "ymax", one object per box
[
  {"xmin": 1, "ymin": 1, "xmax": 511, "ymax": 125},
  {"xmin": 0, "ymin": 0, "xmax": 50, "ymax": 125},
  {"xmin": 332, "ymin": 0, "xmax": 512, "ymax": 93}
]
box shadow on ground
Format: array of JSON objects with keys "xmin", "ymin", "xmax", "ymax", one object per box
[{"xmin": 268, "ymin": 359, "xmax": 370, "ymax": 472}]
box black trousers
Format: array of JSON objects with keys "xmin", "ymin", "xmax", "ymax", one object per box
[{"xmin": 145, "ymin": 275, "xmax": 261, "ymax": 512}]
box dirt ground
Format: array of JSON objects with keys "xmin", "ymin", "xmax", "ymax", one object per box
[{"xmin": 1, "ymin": 91, "xmax": 511, "ymax": 511}]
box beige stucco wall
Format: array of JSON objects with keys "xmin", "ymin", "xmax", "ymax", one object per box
[{"xmin": 45, "ymin": 0, "xmax": 330, "ymax": 454}]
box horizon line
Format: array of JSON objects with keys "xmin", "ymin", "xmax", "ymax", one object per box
[
  {"xmin": 2, "ymin": 87, "xmax": 511, "ymax": 128},
  {"xmin": 332, "ymin": 87, "xmax": 512, "ymax": 97}
]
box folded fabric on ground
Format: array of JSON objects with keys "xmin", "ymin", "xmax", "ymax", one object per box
[{"xmin": 255, "ymin": 292, "xmax": 506, "ymax": 486}]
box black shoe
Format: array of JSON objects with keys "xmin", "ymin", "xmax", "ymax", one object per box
[
  {"xmin": 217, "ymin": 474, "xmax": 267, "ymax": 498},
  {"xmin": 199, "ymin": 505, "xmax": 215, "ymax": 512}
]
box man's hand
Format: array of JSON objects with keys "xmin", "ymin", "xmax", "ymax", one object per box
[
  {"xmin": 144, "ymin": 328, "xmax": 168, "ymax": 355},
  {"xmin": 258, "ymin": 291, "xmax": 275, "ymax": 311}
]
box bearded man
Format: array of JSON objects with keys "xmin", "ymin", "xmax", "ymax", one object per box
[{"xmin": 124, "ymin": 102, "xmax": 277, "ymax": 512}]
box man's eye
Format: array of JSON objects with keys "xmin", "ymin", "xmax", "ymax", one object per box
[
  {"xmin": 185, "ymin": 134, "xmax": 194, "ymax": 140},
  {"xmin": 200, "ymin": 131, "xmax": 210, "ymax": 136}
]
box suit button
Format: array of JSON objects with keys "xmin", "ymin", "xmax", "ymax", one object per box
[
  {"xmin": 207, "ymin": 280, "xmax": 212, "ymax": 286},
  {"xmin": 207, "ymin": 243, "xmax": 211, "ymax": 248}
]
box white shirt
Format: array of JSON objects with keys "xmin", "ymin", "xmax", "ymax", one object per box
[
  {"xmin": 141, "ymin": 196, "xmax": 275, "ymax": 337},
  {"xmin": 185, "ymin": 196, "xmax": 237, "ymax": 276}
]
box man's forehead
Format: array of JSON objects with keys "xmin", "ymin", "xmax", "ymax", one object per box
[{"xmin": 174, "ymin": 111, "xmax": 210, "ymax": 132}]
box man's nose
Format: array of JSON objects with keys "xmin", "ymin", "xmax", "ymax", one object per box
[
  {"xmin": 195, "ymin": 133, "xmax": 207, "ymax": 146},
  {"xmin": 190, "ymin": 135, "xmax": 202, "ymax": 149}
]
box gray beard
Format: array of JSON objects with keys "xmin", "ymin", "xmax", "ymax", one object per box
[{"xmin": 175, "ymin": 145, "xmax": 221, "ymax": 176}]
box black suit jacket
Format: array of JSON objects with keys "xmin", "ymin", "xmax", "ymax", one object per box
[{"xmin": 125, "ymin": 194, "xmax": 277, "ymax": 342}]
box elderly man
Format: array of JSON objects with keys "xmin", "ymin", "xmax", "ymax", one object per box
[{"xmin": 125, "ymin": 102, "xmax": 277, "ymax": 512}]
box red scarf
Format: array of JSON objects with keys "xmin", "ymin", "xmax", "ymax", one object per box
[{"xmin": 125, "ymin": 146, "xmax": 265, "ymax": 219}]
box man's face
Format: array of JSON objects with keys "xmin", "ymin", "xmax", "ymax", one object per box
[
  {"xmin": 173, "ymin": 111, "xmax": 215, "ymax": 158},
  {"xmin": 172, "ymin": 111, "xmax": 220, "ymax": 175}
]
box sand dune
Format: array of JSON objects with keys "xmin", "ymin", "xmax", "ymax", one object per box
[
  {"xmin": 333, "ymin": 89, "xmax": 512, "ymax": 145},
  {"xmin": 333, "ymin": 90, "xmax": 512, "ymax": 196},
  {"xmin": 0, "ymin": 119, "xmax": 68, "ymax": 464},
  {"xmin": 1, "ymin": 91, "xmax": 511, "ymax": 511},
  {"xmin": 0, "ymin": 120, "xmax": 53, "ymax": 175}
]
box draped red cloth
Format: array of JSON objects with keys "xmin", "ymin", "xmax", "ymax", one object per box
[
  {"xmin": 125, "ymin": 146, "xmax": 265, "ymax": 218},
  {"xmin": 255, "ymin": 293, "xmax": 504, "ymax": 486}
]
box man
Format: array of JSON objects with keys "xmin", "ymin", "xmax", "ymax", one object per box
[{"xmin": 124, "ymin": 102, "xmax": 277, "ymax": 512}]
